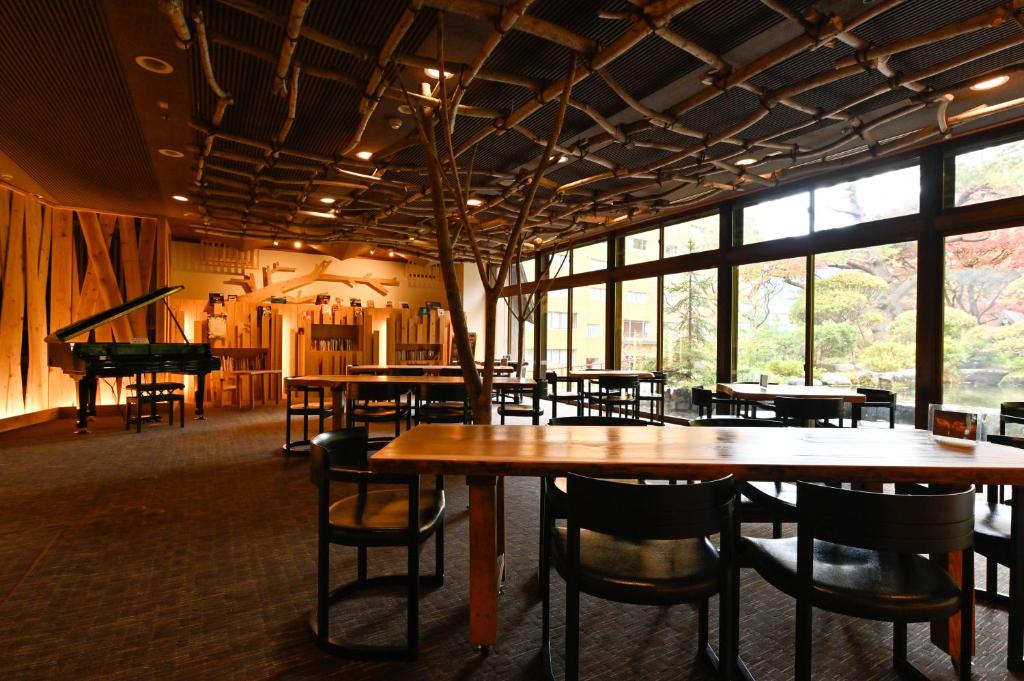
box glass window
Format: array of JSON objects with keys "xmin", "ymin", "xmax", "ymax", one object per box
[
  {"xmin": 624, "ymin": 228, "xmax": 659, "ymax": 265},
  {"xmin": 815, "ymin": 166, "xmax": 920, "ymax": 231},
  {"xmin": 742, "ymin": 192, "xmax": 810, "ymax": 244},
  {"xmin": 516, "ymin": 258, "xmax": 535, "ymax": 283},
  {"xmin": 572, "ymin": 241, "xmax": 607, "ymax": 274},
  {"xmin": 547, "ymin": 311, "xmax": 569, "ymax": 330},
  {"xmin": 546, "ymin": 250, "xmax": 570, "ymax": 279},
  {"xmin": 544, "ymin": 277, "xmax": 569, "ymax": 375},
  {"xmin": 572, "ymin": 284, "xmax": 605, "ymax": 370},
  {"xmin": 955, "ymin": 138, "xmax": 1024, "ymax": 207},
  {"xmin": 663, "ymin": 268, "xmax": 717, "ymax": 416},
  {"xmin": 620, "ymin": 277, "xmax": 658, "ymax": 371},
  {"xmin": 944, "ymin": 227, "xmax": 1024, "ymax": 417},
  {"xmin": 663, "ymin": 214, "xmax": 718, "ymax": 255},
  {"xmin": 737, "ymin": 257, "xmax": 806, "ymax": 383},
  {"xmin": 813, "ymin": 244, "xmax": 918, "ymax": 424}
]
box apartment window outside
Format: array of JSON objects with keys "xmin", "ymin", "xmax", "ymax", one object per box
[
  {"xmin": 548, "ymin": 311, "xmax": 569, "ymax": 330},
  {"xmin": 663, "ymin": 214, "xmax": 719, "ymax": 255},
  {"xmin": 624, "ymin": 228, "xmax": 659, "ymax": 265},
  {"xmin": 572, "ymin": 285, "xmax": 605, "ymax": 370},
  {"xmin": 572, "ymin": 241, "xmax": 607, "ymax": 274},
  {"xmin": 626, "ymin": 290, "xmax": 647, "ymax": 304},
  {"xmin": 591, "ymin": 287, "xmax": 606, "ymax": 301},
  {"xmin": 587, "ymin": 324, "xmax": 599, "ymax": 338},
  {"xmin": 623, "ymin": 319, "xmax": 650, "ymax": 338}
]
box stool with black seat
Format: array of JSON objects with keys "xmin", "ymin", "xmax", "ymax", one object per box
[
  {"xmin": 975, "ymin": 433, "xmax": 1024, "ymax": 671},
  {"xmin": 496, "ymin": 380, "xmax": 545, "ymax": 424},
  {"xmin": 546, "ymin": 371, "xmax": 583, "ymax": 419},
  {"xmin": 541, "ymin": 474, "xmax": 739, "ymax": 681},
  {"xmin": 283, "ymin": 382, "xmax": 332, "ymax": 456},
  {"xmin": 1001, "ymin": 402, "xmax": 1024, "ymax": 435},
  {"xmin": 539, "ymin": 416, "xmax": 648, "ymax": 587},
  {"xmin": 689, "ymin": 417, "xmax": 793, "ymax": 540},
  {"xmin": 638, "ymin": 371, "xmax": 666, "ymax": 424},
  {"xmin": 414, "ymin": 382, "xmax": 469, "ymax": 424},
  {"xmin": 692, "ymin": 385, "xmax": 734, "ymax": 418},
  {"xmin": 309, "ymin": 428, "xmax": 444, "ymax": 660},
  {"xmin": 347, "ymin": 382, "xmax": 413, "ymax": 449},
  {"xmin": 587, "ymin": 375, "xmax": 640, "ymax": 419},
  {"xmin": 852, "ymin": 387, "xmax": 897, "ymax": 428},
  {"xmin": 125, "ymin": 378, "xmax": 185, "ymax": 432},
  {"xmin": 742, "ymin": 483, "xmax": 975, "ymax": 681}
]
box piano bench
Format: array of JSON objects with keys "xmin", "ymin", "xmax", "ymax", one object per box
[{"xmin": 126, "ymin": 383, "xmax": 185, "ymax": 433}]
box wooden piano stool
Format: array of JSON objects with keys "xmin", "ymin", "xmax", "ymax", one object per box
[{"xmin": 126, "ymin": 381, "xmax": 185, "ymax": 432}]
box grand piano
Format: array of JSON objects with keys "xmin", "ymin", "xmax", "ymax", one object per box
[{"xmin": 46, "ymin": 285, "xmax": 221, "ymax": 432}]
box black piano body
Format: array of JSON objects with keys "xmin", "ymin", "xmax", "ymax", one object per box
[{"xmin": 47, "ymin": 285, "xmax": 221, "ymax": 432}]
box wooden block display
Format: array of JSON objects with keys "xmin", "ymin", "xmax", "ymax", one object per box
[{"xmin": 386, "ymin": 308, "xmax": 452, "ymax": 365}]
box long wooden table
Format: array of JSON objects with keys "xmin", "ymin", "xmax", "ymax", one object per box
[
  {"xmin": 348, "ymin": 364, "xmax": 516, "ymax": 375},
  {"xmin": 371, "ymin": 425, "xmax": 1024, "ymax": 658},
  {"xmin": 285, "ymin": 375, "xmax": 538, "ymax": 429},
  {"xmin": 717, "ymin": 382, "xmax": 866, "ymax": 402},
  {"xmin": 569, "ymin": 369, "xmax": 655, "ymax": 379}
]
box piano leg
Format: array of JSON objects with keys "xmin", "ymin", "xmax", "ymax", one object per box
[
  {"xmin": 194, "ymin": 373, "xmax": 207, "ymax": 420},
  {"xmin": 87, "ymin": 376, "xmax": 98, "ymax": 418},
  {"xmin": 75, "ymin": 378, "xmax": 91, "ymax": 434}
]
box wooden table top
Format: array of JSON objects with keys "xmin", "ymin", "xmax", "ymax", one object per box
[
  {"xmin": 348, "ymin": 364, "xmax": 515, "ymax": 375},
  {"xmin": 370, "ymin": 425, "xmax": 1024, "ymax": 485},
  {"xmin": 568, "ymin": 369, "xmax": 655, "ymax": 379},
  {"xmin": 717, "ymin": 382, "xmax": 866, "ymax": 403},
  {"xmin": 287, "ymin": 374, "xmax": 536, "ymax": 388}
]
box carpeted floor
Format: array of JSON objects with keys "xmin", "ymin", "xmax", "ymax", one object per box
[{"xmin": 0, "ymin": 406, "xmax": 1019, "ymax": 680}]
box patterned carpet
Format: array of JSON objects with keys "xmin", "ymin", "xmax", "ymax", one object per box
[{"xmin": 0, "ymin": 406, "xmax": 1018, "ymax": 680}]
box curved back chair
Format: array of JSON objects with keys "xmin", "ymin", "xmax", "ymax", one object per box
[
  {"xmin": 638, "ymin": 371, "xmax": 666, "ymax": 424},
  {"xmin": 589, "ymin": 375, "xmax": 640, "ymax": 419},
  {"xmin": 852, "ymin": 387, "xmax": 896, "ymax": 428},
  {"xmin": 346, "ymin": 382, "xmax": 413, "ymax": 447},
  {"xmin": 546, "ymin": 371, "xmax": 584, "ymax": 419},
  {"xmin": 415, "ymin": 382, "xmax": 469, "ymax": 424},
  {"xmin": 743, "ymin": 483, "xmax": 975, "ymax": 680},
  {"xmin": 309, "ymin": 428, "xmax": 444, "ymax": 659},
  {"xmin": 543, "ymin": 474, "xmax": 737, "ymax": 680},
  {"xmin": 774, "ymin": 396, "xmax": 844, "ymax": 428},
  {"xmin": 691, "ymin": 385, "xmax": 734, "ymax": 418},
  {"xmin": 1000, "ymin": 402, "xmax": 1024, "ymax": 435}
]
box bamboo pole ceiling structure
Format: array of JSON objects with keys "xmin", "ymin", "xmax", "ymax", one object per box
[{"xmin": 160, "ymin": 0, "xmax": 1024, "ymax": 260}]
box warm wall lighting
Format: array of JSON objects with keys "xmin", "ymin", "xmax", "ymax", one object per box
[
  {"xmin": 319, "ymin": 197, "xmax": 336, "ymax": 204},
  {"xmin": 466, "ymin": 198, "xmax": 483, "ymax": 206},
  {"xmin": 300, "ymin": 209, "xmax": 335, "ymax": 218},
  {"xmin": 735, "ymin": 157, "xmax": 757, "ymax": 166},
  {"xmin": 369, "ymin": 247, "xmax": 376, "ymax": 255},
  {"xmin": 388, "ymin": 249, "xmax": 396, "ymax": 257},
  {"xmin": 135, "ymin": 55, "xmax": 173, "ymax": 74},
  {"xmin": 971, "ymin": 74, "xmax": 1010, "ymax": 91},
  {"xmin": 172, "ymin": 194, "xmax": 189, "ymax": 202},
  {"xmin": 424, "ymin": 67, "xmax": 453, "ymax": 79},
  {"xmin": 293, "ymin": 240, "xmax": 303, "ymax": 249},
  {"xmin": 355, "ymin": 150, "xmax": 373, "ymax": 161},
  {"xmin": 273, "ymin": 240, "xmax": 279, "ymax": 246},
  {"xmin": 158, "ymin": 148, "xmax": 184, "ymax": 158}
]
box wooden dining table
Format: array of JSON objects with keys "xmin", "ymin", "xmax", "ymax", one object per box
[
  {"xmin": 716, "ymin": 382, "xmax": 866, "ymax": 402},
  {"xmin": 569, "ymin": 369, "xmax": 655, "ymax": 379},
  {"xmin": 370, "ymin": 424, "xmax": 1024, "ymax": 663},
  {"xmin": 348, "ymin": 363, "xmax": 516, "ymax": 375},
  {"xmin": 285, "ymin": 375, "xmax": 538, "ymax": 429}
]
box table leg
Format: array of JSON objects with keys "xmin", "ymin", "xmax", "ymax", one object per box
[
  {"xmin": 331, "ymin": 386, "xmax": 344, "ymax": 430},
  {"xmin": 1011, "ymin": 485, "xmax": 1024, "ymax": 670},
  {"xmin": 468, "ymin": 475, "xmax": 502, "ymax": 648}
]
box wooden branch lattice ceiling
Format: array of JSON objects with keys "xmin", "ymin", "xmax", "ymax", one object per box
[{"xmin": 14, "ymin": 0, "xmax": 1023, "ymax": 259}]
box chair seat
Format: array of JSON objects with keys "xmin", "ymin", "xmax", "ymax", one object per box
[
  {"xmin": 351, "ymin": 405, "xmax": 405, "ymax": 419},
  {"xmin": 328, "ymin": 488, "xmax": 445, "ymax": 546},
  {"xmin": 289, "ymin": 401, "xmax": 331, "ymax": 411},
  {"xmin": 974, "ymin": 498, "xmax": 1011, "ymax": 565},
  {"xmin": 497, "ymin": 404, "xmax": 540, "ymax": 416},
  {"xmin": 742, "ymin": 536, "xmax": 961, "ymax": 622},
  {"xmin": 552, "ymin": 527, "xmax": 720, "ymax": 605}
]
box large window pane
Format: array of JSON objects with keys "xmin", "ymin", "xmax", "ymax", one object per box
[
  {"xmin": 815, "ymin": 166, "xmax": 919, "ymax": 231},
  {"xmin": 944, "ymin": 227, "xmax": 1024, "ymax": 417},
  {"xmin": 572, "ymin": 284, "xmax": 605, "ymax": 370},
  {"xmin": 742, "ymin": 192, "xmax": 810, "ymax": 244},
  {"xmin": 544, "ymin": 280, "xmax": 569, "ymax": 375},
  {"xmin": 623, "ymin": 227, "xmax": 659, "ymax": 265},
  {"xmin": 662, "ymin": 214, "xmax": 718, "ymax": 256},
  {"xmin": 813, "ymin": 244, "xmax": 917, "ymax": 424},
  {"xmin": 572, "ymin": 241, "xmax": 606, "ymax": 274},
  {"xmin": 546, "ymin": 250, "xmax": 570, "ymax": 279},
  {"xmin": 737, "ymin": 257, "xmax": 806, "ymax": 382},
  {"xmin": 663, "ymin": 268, "xmax": 717, "ymax": 417},
  {"xmin": 955, "ymin": 138, "xmax": 1024, "ymax": 207},
  {"xmin": 516, "ymin": 258, "xmax": 535, "ymax": 283},
  {"xmin": 620, "ymin": 277, "xmax": 658, "ymax": 371}
]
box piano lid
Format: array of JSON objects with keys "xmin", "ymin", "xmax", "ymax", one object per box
[{"xmin": 51, "ymin": 285, "xmax": 185, "ymax": 342}]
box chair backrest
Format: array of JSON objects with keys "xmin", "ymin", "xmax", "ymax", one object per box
[
  {"xmin": 393, "ymin": 367, "xmax": 426, "ymax": 376},
  {"xmin": 795, "ymin": 482, "xmax": 974, "ymax": 554},
  {"xmin": 689, "ymin": 417, "xmax": 785, "ymax": 427},
  {"xmin": 310, "ymin": 427, "xmax": 369, "ymax": 486},
  {"xmin": 598, "ymin": 375, "xmax": 639, "ymax": 390},
  {"xmin": 420, "ymin": 382, "xmax": 468, "ymax": 403},
  {"xmin": 988, "ymin": 434, "xmax": 1024, "ymax": 449},
  {"xmin": 437, "ymin": 367, "xmax": 463, "ymax": 377},
  {"xmin": 691, "ymin": 386, "xmax": 712, "ymax": 409},
  {"xmin": 1001, "ymin": 402, "xmax": 1024, "ymax": 418},
  {"xmin": 774, "ymin": 396, "xmax": 843, "ymax": 422},
  {"xmin": 548, "ymin": 416, "xmax": 648, "ymax": 426},
  {"xmin": 565, "ymin": 474, "xmax": 734, "ymax": 540},
  {"xmin": 545, "ymin": 371, "xmax": 557, "ymax": 382},
  {"xmin": 351, "ymin": 381, "xmax": 406, "ymax": 402},
  {"xmin": 856, "ymin": 387, "xmax": 895, "ymax": 403}
]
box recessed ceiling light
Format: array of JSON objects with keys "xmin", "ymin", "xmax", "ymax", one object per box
[
  {"xmin": 300, "ymin": 210, "xmax": 336, "ymax": 219},
  {"xmin": 424, "ymin": 67, "xmax": 454, "ymax": 79},
  {"xmin": 408, "ymin": 236, "xmax": 416, "ymax": 241},
  {"xmin": 172, "ymin": 194, "xmax": 189, "ymax": 202},
  {"xmin": 293, "ymin": 240, "xmax": 303, "ymax": 249},
  {"xmin": 735, "ymin": 157, "xmax": 757, "ymax": 166},
  {"xmin": 971, "ymin": 74, "xmax": 1010, "ymax": 91},
  {"xmin": 135, "ymin": 55, "xmax": 173, "ymax": 74},
  {"xmin": 355, "ymin": 150, "xmax": 373, "ymax": 161},
  {"xmin": 320, "ymin": 197, "xmax": 336, "ymax": 204},
  {"xmin": 158, "ymin": 148, "xmax": 184, "ymax": 158},
  {"xmin": 397, "ymin": 104, "xmax": 413, "ymax": 115},
  {"xmin": 549, "ymin": 155, "xmax": 569, "ymax": 163},
  {"xmin": 467, "ymin": 198, "xmax": 483, "ymax": 207}
]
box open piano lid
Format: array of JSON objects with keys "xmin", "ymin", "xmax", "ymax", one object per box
[{"xmin": 50, "ymin": 285, "xmax": 185, "ymax": 342}]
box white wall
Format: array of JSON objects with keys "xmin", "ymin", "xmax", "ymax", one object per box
[{"xmin": 462, "ymin": 265, "xmax": 509, "ymax": 361}]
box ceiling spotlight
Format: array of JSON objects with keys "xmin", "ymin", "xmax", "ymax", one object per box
[
  {"xmin": 466, "ymin": 198, "xmax": 483, "ymax": 207},
  {"xmin": 971, "ymin": 74, "xmax": 1010, "ymax": 91},
  {"xmin": 735, "ymin": 157, "xmax": 757, "ymax": 166},
  {"xmin": 388, "ymin": 249, "xmax": 396, "ymax": 257},
  {"xmin": 158, "ymin": 148, "xmax": 184, "ymax": 158},
  {"xmin": 300, "ymin": 209, "xmax": 336, "ymax": 219},
  {"xmin": 387, "ymin": 117, "xmax": 402, "ymax": 130},
  {"xmin": 355, "ymin": 150, "xmax": 373, "ymax": 161},
  {"xmin": 172, "ymin": 194, "xmax": 189, "ymax": 202},
  {"xmin": 397, "ymin": 104, "xmax": 413, "ymax": 115},
  {"xmin": 549, "ymin": 155, "xmax": 569, "ymax": 163},
  {"xmin": 320, "ymin": 197, "xmax": 336, "ymax": 204},
  {"xmin": 424, "ymin": 67, "xmax": 454, "ymax": 79},
  {"xmin": 293, "ymin": 240, "xmax": 303, "ymax": 249},
  {"xmin": 135, "ymin": 55, "xmax": 173, "ymax": 74}
]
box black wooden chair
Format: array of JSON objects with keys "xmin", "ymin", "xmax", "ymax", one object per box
[
  {"xmin": 774, "ymin": 396, "xmax": 844, "ymax": 427},
  {"xmin": 638, "ymin": 371, "xmax": 666, "ymax": 424},
  {"xmin": 546, "ymin": 371, "xmax": 583, "ymax": 419},
  {"xmin": 415, "ymin": 382, "xmax": 469, "ymax": 424},
  {"xmin": 743, "ymin": 483, "xmax": 975, "ymax": 681},
  {"xmin": 689, "ymin": 416, "xmax": 786, "ymax": 428},
  {"xmin": 588, "ymin": 375, "xmax": 640, "ymax": 419},
  {"xmin": 309, "ymin": 428, "xmax": 444, "ymax": 659},
  {"xmin": 346, "ymin": 382, "xmax": 413, "ymax": 449},
  {"xmin": 283, "ymin": 383, "xmax": 332, "ymax": 456},
  {"xmin": 496, "ymin": 380, "xmax": 545, "ymax": 424},
  {"xmin": 851, "ymin": 387, "xmax": 896, "ymax": 428},
  {"xmin": 542, "ymin": 474, "xmax": 738, "ymax": 681},
  {"xmin": 1000, "ymin": 402, "xmax": 1024, "ymax": 435},
  {"xmin": 976, "ymin": 433, "xmax": 1024, "ymax": 671},
  {"xmin": 692, "ymin": 385, "xmax": 734, "ymax": 418}
]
